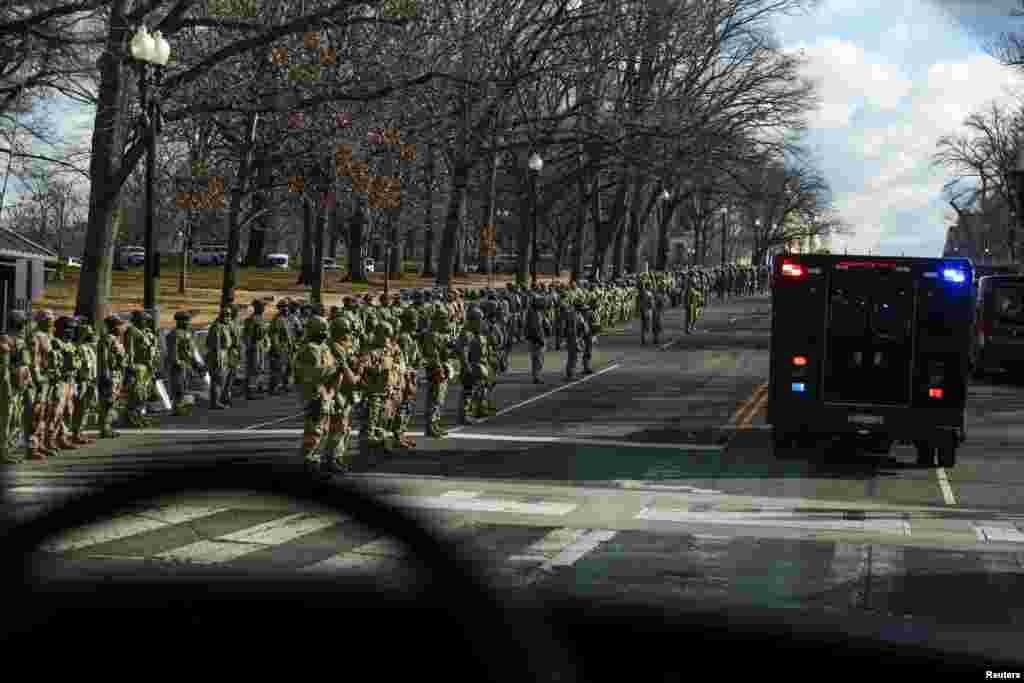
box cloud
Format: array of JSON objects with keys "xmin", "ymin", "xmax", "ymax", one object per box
[
  {"xmin": 782, "ymin": 17, "xmax": 1024, "ymax": 256},
  {"xmin": 787, "ymin": 38, "xmax": 913, "ymax": 128}
]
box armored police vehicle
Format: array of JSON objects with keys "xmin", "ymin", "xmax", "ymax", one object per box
[{"xmin": 767, "ymin": 253, "xmax": 974, "ymax": 468}]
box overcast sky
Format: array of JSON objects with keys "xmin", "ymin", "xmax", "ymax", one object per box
[
  {"xmin": 774, "ymin": 0, "xmax": 1024, "ymax": 256},
  {"xmin": 9, "ymin": 0, "xmax": 1024, "ymax": 260}
]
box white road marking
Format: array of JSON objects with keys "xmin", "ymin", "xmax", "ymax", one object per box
[
  {"xmin": 39, "ymin": 505, "xmax": 230, "ymax": 553},
  {"xmin": 244, "ymin": 412, "xmax": 306, "ymax": 430},
  {"xmin": 507, "ymin": 528, "xmax": 591, "ymax": 564},
  {"xmin": 936, "ymin": 468, "xmax": 957, "ymax": 506},
  {"xmin": 483, "ymin": 363, "xmax": 621, "ymax": 421},
  {"xmin": 614, "ymin": 481, "xmax": 722, "ymax": 493},
  {"xmin": 110, "ymin": 428, "xmax": 723, "ymax": 450},
  {"xmin": 544, "ymin": 529, "xmax": 617, "ymax": 568},
  {"xmin": 974, "ymin": 524, "xmax": 1024, "ymax": 543},
  {"xmin": 440, "ymin": 490, "xmax": 482, "ymax": 498},
  {"xmin": 155, "ymin": 540, "xmax": 266, "ymax": 564},
  {"xmin": 217, "ymin": 512, "xmax": 341, "ymax": 544},
  {"xmin": 380, "ymin": 494, "xmax": 577, "ymax": 516},
  {"xmin": 635, "ymin": 507, "xmax": 910, "ymax": 535}
]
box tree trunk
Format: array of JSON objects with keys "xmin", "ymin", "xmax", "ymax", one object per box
[
  {"xmin": 479, "ymin": 153, "xmax": 499, "ymax": 275},
  {"xmin": 389, "ymin": 220, "xmax": 402, "ymax": 278},
  {"xmin": 436, "ymin": 160, "xmax": 469, "ymax": 287},
  {"xmin": 421, "ymin": 145, "xmax": 436, "ymax": 276},
  {"xmin": 349, "ymin": 197, "xmax": 367, "ymax": 282},
  {"xmin": 244, "ymin": 159, "xmax": 271, "ymax": 267},
  {"xmin": 221, "ymin": 113, "xmax": 259, "ymax": 308},
  {"xmin": 312, "ymin": 200, "xmax": 327, "ymax": 304},
  {"xmin": 75, "ymin": 6, "xmax": 133, "ymax": 324},
  {"xmin": 298, "ymin": 196, "xmax": 314, "ymax": 285},
  {"xmin": 612, "ymin": 221, "xmax": 626, "ymax": 280},
  {"xmin": 571, "ymin": 144, "xmax": 587, "ymax": 284}
]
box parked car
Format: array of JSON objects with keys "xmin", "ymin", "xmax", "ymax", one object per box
[
  {"xmin": 972, "ymin": 274, "xmax": 1024, "ymax": 378},
  {"xmin": 125, "ymin": 251, "xmax": 146, "ymax": 267},
  {"xmin": 266, "ymin": 253, "xmax": 290, "ymax": 269}
]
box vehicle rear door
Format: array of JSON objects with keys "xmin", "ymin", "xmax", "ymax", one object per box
[{"xmin": 823, "ymin": 261, "xmax": 915, "ymax": 406}]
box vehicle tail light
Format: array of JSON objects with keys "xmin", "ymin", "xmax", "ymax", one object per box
[
  {"xmin": 792, "ymin": 356, "xmax": 807, "ymax": 366},
  {"xmin": 781, "ymin": 261, "xmax": 805, "ymax": 278},
  {"xmin": 791, "ymin": 382, "xmax": 806, "ymax": 392},
  {"xmin": 928, "ymin": 388, "xmax": 943, "ymax": 399}
]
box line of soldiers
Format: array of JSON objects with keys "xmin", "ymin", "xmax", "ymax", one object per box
[
  {"xmin": 0, "ymin": 309, "xmax": 166, "ymax": 464},
  {"xmin": 0, "ymin": 262, "xmax": 769, "ymax": 470}
]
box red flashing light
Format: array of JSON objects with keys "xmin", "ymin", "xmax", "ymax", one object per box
[
  {"xmin": 928, "ymin": 388, "xmax": 943, "ymax": 399},
  {"xmin": 781, "ymin": 261, "xmax": 805, "ymax": 278},
  {"xmin": 792, "ymin": 356, "xmax": 807, "ymax": 366}
]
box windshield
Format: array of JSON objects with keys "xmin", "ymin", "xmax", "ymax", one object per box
[{"xmin": 8, "ymin": 0, "xmax": 1024, "ymax": 667}]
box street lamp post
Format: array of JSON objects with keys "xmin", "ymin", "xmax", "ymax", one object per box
[
  {"xmin": 129, "ymin": 26, "xmax": 170, "ymax": 322},
  {"xmin": 528, "ymin": 152, "xmax": 543, "ymax": 287}
]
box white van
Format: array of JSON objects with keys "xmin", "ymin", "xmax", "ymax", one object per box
[{"xmin": 266, "ymin": 253, "xmax": 290, "ymax": 269}]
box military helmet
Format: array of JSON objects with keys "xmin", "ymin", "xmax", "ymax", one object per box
[
  {"xmin": 305, "ymin": 315, "xmax": 329, "ymax": 340},
  {"xmin": 174, "ymin": 310, "xmax": 192, "ymax": 323},
  {"xmin": 329, "ymin": 315, "xmax": 353, "ymax": 339}
]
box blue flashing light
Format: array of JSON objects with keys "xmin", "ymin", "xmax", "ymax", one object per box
[
  {"xmin": 942, "ymin": 268, "xmax": 965, "ymax": 284},
  {"xmin": 791, "ymin": 382, "xmax": 806, "ymax": 393}
]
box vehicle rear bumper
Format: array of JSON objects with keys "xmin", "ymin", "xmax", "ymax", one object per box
[{"xmin": 767, "ymin": 400, "xmax": 964, "ymax": 443}]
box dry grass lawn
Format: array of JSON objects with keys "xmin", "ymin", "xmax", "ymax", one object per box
[{"xmin": 40, "ymin": 265, "xmax": 571, "ymax": 329}]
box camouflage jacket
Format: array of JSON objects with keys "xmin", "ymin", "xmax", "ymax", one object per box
[
  {"xmin": 77, "ymin": 342, "xmax": 98, "ymax": 384},
  {"xmin": 294, "ymin": 340, "xmax": 339, "ymax": 413}
]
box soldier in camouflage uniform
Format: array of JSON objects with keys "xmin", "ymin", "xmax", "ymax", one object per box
[
  {"xmin": 205, "ymin": 307, "xmax": 233, "ymax": 410},
  {"xmin": 51, "ymin": 316, "xmax": 81, "ymax": 451},
  {"xmin": 324, "ymin": 314, "xmax": 362, "ymax": 471},
  {"xmin": 0, "ymin": 312, "xmax": 31, "ymax": 463},
  {"xmin": 526, "ymin": 295, "xmax": 548, "ymax": 384},
  {"xmin": 123, "ymin": 311, "xmax": 151, "ymax": 427},
  {"xmin": 652, "ymin": 284, "xmax": 668, "ymax": 346},
  {"xmin": 638, "ymin": 282, "xmax": 654, "ymax": 345},
  {"xmin": 358, "ymin": 320, "xmax": 400, "ymax": 458},
  {"xmin": 293, "ymin": 315, "xmax": 339, "ymax": 476},
  {"xmin": 391, "ymin": 306, "xmax": 422, "ymax": 448},
  {"xmin": 268, "ymin": 299, "xmax": 294, "ymax": 395},
  {"xmin": 244, "ymin": 299, "xmax": 271, "ymax": 399},
  {"xmin": 28, "ymin": 310, "xmax": 56, "ymax": 460},
  {"xmin": 2, "ymin": 312, "xmax": 34, "ymax": 463},
  {"xmin": 422, "ymin": 304, "xmax": 456, "ymax": 438},
  {"xmin": 97, "ymin": 317, "xmax": 128, "ymax": 439},
  {"xmin": 225, "ymin": 304, "xmax": 243, "ymax": 405},
  {"xmin": 71, "ymin": 319, "xmax": 98, "ymax": 445},
  {"xmin": 457, "ymin": 306, "xmax": 493, "ymax": 424},
  {"xmin": 165, "ymin": 311, "xmax": 205, "ymax": 415}
]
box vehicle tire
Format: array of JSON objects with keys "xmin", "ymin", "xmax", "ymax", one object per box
[
  {"xmin": 937, "ymin": 445, "xmax": 956, "ymax": 469},
  {"xmin": 914, "ymin": 440, "xmax": 935, "ymax": 467}
]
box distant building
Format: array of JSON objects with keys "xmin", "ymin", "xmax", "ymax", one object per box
[{"xmin": 0, "ymin": 227, "xmax": 59, "ymax": 330}]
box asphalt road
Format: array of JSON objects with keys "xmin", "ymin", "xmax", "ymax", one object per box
[{"xmin": 4, "ymin": 293, "xmax": 1024, "ymax": 649}]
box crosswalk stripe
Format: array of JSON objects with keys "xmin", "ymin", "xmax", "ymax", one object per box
[
  {"xmin": 218, "ymin": 513, "xmax": 342, "ymax": 545},
  {"xmin": 39, "ymin": 504, "xmax": 230, "ymax": 552},
  {"xmin": 544, "ymin": 529, "xmax": 617, "ymax": 569},
  {"xmin": 155, "ymin": 540, "xmax": 266, "ymax": 564},
  {"xmin": 507, "ymin": 528, "xmax": 591, "ymax": 564}
]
